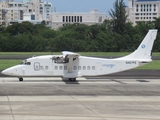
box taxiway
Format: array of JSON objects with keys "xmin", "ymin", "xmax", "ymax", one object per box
[{"xmin": 0, "ymin": 77, "xmax": 160, "ymax": 120}]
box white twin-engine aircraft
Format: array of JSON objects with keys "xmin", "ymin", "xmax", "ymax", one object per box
[{"xmin": 2, "ymin": 29, "xmax": 158, "ymax": 81}]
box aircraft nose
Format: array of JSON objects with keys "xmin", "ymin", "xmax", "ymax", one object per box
[
  {"xmin": 2, "ymin": 69, "xmax": 9, "ymax": 75},
  {"xmin": 2, "ymin": 68, "xmax": 17, "ymax": 76}
]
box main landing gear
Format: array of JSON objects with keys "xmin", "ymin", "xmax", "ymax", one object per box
[
  {"xmin": 69, "ymin": 78, "xmax": 76, "ymax": 82},
  {"xmin": 19, "ymin": 77, "xmax": 23, "ymax": 81}
]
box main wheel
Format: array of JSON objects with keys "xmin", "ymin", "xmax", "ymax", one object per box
[
  {"xmin": 19, "ymin": 77, "xmax": 23, "ymax": 81},
  {"xmin": 69, "ymin": 78, "xmax": 76, "ymax": 82}
]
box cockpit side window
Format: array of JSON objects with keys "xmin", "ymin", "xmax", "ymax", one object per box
[
  {"xmin": 26, "ymin": 62, "xmax": 31, "ymax": 65},
  {"xmin": 20, "ymin": 60, "xmax": 31, "ymax": 65}
]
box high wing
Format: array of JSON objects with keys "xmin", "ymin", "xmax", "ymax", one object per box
[{"xmin": 62, "ymin": 51, "xmax": 80, "ymax": 73}]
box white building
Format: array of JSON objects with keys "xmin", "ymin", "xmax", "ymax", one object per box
[
  {"xmin": 0, "ymin": 0, "xmax": 52, "ymax": 26},
  {"xmin": 0, "ymin": 0, "xmax": 24, "ymax": 25},
  {"xmin": 1, "ymin": 1, "xmax": 106, "ymax": 29},
  {"xmin": 127, "ymin": 0, "xmax": 160, "ymax": 25},
  {"xmin": 51, "ymin": 10, "xmax": 106, "ymax": 30}
]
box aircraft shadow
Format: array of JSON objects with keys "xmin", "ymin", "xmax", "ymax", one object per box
[{"xmin": 62, "ymin": 78, "xmax": 79, "ymax": 84}]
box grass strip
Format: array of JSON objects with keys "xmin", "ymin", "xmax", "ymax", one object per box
[
  {"xmin": 0, "ymin": 52, "xmax": 160, "ymax": 56},
  {"xmin": 136, "ymin": 60, "xmax": 160, "ymax": 70},
  {"xmin": 0, "ymin": 60, "xmax": 22, "ymax": 70}
]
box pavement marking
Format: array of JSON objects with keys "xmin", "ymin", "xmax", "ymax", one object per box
[
  {"xmin": 0, "ymin": 96, "xmax": 8, "ymax": 101},
  {"xmin": 0, "ymin": 96, "xmax": 159, "ymax": 102}
]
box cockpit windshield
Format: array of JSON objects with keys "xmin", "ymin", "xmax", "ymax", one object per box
[{"xmin": 20, "ymin": 60, "xmax": 31, "ymax": 65}]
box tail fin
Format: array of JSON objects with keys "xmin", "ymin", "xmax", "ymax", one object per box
[{"xmin": 119, "ymin": 29, "xmax": 158, "ymax": 60}]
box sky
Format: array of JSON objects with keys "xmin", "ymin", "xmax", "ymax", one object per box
[{"xmin": 14, "ymin": 0, "xmax": 128, "ymax": 16}]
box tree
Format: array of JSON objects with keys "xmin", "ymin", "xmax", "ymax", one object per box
[
  {"xmin": 109, "ymin": 0, "xmax": 127, "ymax": 34},
  {"xmin": 0, "ymin": 24, "xmax": 5, "ymax": 33},
  {"xmin": 5, "ymin": 22, "xmax": 37, "ymax": 36},
  {"xmin": 154, "ymin": 17, "xmax": 160, "ymax": 31}
]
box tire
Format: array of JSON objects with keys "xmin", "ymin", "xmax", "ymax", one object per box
[
  {"xmin": 69, "ymin": 78, "xmax": 76, "ymax": 82},
  {"xmin": 19, "ymin": 77, "xmax": 23, "ymax": 81}
]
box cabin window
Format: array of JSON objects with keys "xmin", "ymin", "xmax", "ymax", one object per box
[
  {"xmin": 45, "ymin": 66, "xmax": 49, "ymax": 70},
  {"xmin": 87, "ymin": 66, "xmax": 90, "ymax": 70},
  {"xmin": 83, "ymin": 66, "xmax": 86, "ymax": 70},
  {"xmin": 92, "ymin": 66, "xmax": 95, "ymax": 70},
  {"xmin": 64, "ymin": 66, "xmax": 67, "ymax": 70},
  {"xmin": 59, "ymin": 66, "xmax": 63, "ymax": 70},
  {"xmin": 73, "ymin": 66, "xmax": 77, "ymax": 70},
  {"xmin": 78, "ymin": 66, "xmax": 81, "ymax": 70},
  {"xmin": 55, "ymin": 66, "xmax": 58, "ymax": 70}
]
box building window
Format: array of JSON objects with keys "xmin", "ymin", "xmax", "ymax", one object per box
[
  {"xmin": 63, "ymin": 16, "xmax": 65, "ymax": 22},
  {"xmin": 66, "ymin": 16, "xmax": 68, "ymax": 22},
  {"xmin": 80, "ymin": 16, "xmax": 82, "ymax": 22},
  {"xmin": 77, "ymin": 16, "xmax": 79, "ymax": 22},
  {"xmin": 72, "ymin": 16, "xmax": 74, "ymax": 22},
  {"xmin": 74, "ymin": 16, "xmax": 76, "ymax": 22},
  {"xmin": 31, "ymin": 15, "xmax": 35, "ymax": 20},
  {"xmin": 154, "ymin": 4, "xmax": 156, "ymax": 12},
  {"xmin": 69, "ymin": 16, "xmax": 71, "ymax": 22},
  {"xmin": 136, "ymin": 4, "xmax": 138, "ymax": 8}
]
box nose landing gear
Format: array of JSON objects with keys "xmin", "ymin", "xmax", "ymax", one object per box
[{"xmin": 19, "ymin": 77, "xmax": 23, "ymax": 81}]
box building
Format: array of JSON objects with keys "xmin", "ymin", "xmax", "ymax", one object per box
[
  {"xmin": 0, "ymin": 0, "xmax": 52, "ymax": 26},
  {"xmin": 1, "ymin": 0, "xmax": 106, "ymax": 29},
  {"xmin": 126, "ymin": 0, "xmax": 160, "ymax": 25},
  {"xmin": 51, "ymin": 10, "xmax": 106, "ymax": 30}
]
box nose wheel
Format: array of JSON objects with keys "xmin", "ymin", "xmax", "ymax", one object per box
[{"xmin": 19, "ymin": 77, "xmax": 23, "ymax": 81}]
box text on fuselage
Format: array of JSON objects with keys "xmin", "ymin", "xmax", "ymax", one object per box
[{"xmin": 126, "ymin": 61, "xmax": 137, "ymax": 64}]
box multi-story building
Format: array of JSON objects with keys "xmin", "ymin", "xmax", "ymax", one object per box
[
  {"xmin": 126, "ymin": 0, "xmax": 160, "ymax": 25},
  {"xmin": 51, "ymin": 10, "xmax": 106, "ymax": 30},
  {"xmin": 0, "ymin": 0, "xmax": 52, "ymax": 26},
  {"xmin": 1, "ymin": 0, "xmax": 105, "ymax": 29}
]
